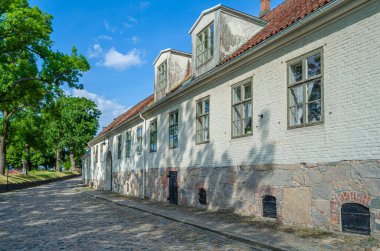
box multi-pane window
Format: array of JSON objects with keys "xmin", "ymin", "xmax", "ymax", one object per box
[
  {"xmin": 169, "ymin": 111, "xmax": 179, "ymax": 149},
  {"xmin": 100, "ymin": 144, "xmax": 104, "ymax": 162},
  {"xmin": 117, "ymin": 135, "xmax": 122, "ymax": 159},
  {"xmin": 288, "ymin": 51, "xmax": 323, "ymax": 128},
  {"xmin": 95, "ymin": 146, "xmax": 99, "ymax": 163},
  {"xmin": 136, "ymin": 126, "xmax": 143, "ymax": 155},
  {"xmin": 156, "ymin": 61, "xmax": 167, "ymax": 97},
  {"xmin": 125, "ymin": 130, "xmax": 132, "ymax": 157},
  {"xmin": 196, "ymin": 23, "xmax": 214, "ymax": 66},
  {"xmin": 150, "ymin": 120, "xmax": 157, "ymax": 152},
  {"xmin": 232, "ymin": 81, "xmax": 253, "ymax": 137},
  {"xmin": 196, "ymin": 97, "xmax": 210, "ymax": 143}
]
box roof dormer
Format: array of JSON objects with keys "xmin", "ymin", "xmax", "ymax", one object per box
[
  {"xmin": 153, "ymin": 49, "xmax": 192, "ymax": 100},
  {"xmin": 189, "ymin": 4, "xmax": 267, "ymax": 77}
]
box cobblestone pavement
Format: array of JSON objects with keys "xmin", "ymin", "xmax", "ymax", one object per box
[{"xmin": 0, "ymin": 178, "xmax": 263, "ymax": 251}]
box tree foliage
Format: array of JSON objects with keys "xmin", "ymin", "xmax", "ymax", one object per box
[{"xmin": 0, "ymin": 0, "xmax": 94, "ymax": 175}]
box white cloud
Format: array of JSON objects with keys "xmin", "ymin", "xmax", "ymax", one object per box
[
  {"xmin": 87, "ymin": 43, "xmax": 103, "ymax": 58},
  {"xmin": 131, "ymin": 36, "xmax": 140, "ymax": 44},
  {"xmin": 104, "ymin": 20, "xmax": 122, "ymax": 33},
  {"xmin": 101, "ymin": 48, "xmax": 143, "ymax": 71},
  {"xmin": 140, "ymin": 1, "xmax": 150, "ymax": 11},
  {"xmin": 123, "ymin": 16, "xmax": 138, "ymax": 29},
  {"xmin": 70, "ymin": 89, "xmax": 129, "ymax": 130},
  {"xmin": 98, "ymin": 35, "xmax": 113, "ymax": 41}
]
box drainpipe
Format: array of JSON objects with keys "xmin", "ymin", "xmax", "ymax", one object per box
[{"xmin": 139, "ymin": 113, "xmax": 147, "ymax": 198}]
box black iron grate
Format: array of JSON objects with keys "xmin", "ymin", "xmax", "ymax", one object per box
[
  {"xmin": 341, "ymin": 203, "xmax": 370, "ymax": 235},
  {"xmin": 199, "ymin": 188, "xmax": 207, "ymax": 205},
  {"xmin": 263, "ymin": 195, "xmax": 277, "ymax": 219}
]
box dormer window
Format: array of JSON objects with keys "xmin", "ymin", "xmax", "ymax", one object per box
[
  {"xmin": 157, "ymin": 61, "xmax": 168, "ymax": 97},
  {"xmin": 196, "ymin": 23, "xmax": 214, "ymax": 67}
]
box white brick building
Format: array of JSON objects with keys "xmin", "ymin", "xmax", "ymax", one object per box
[{"xmin": 83, "ymin": 0, "xmax": 380, "ymax": 236}]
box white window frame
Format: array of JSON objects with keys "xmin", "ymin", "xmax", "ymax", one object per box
[
  {"xmin": 125, "ymin": 130, "xmax": 132, "ymax": 158},
  {"xmin": 156, "ymin": 61, "xmax": 168, "ymax": 97},
  {"xmin": 196, "ymin": 23, "xmax": 214, "ymax": 67},
  {"xmin": 117, "ymin": 135, "xmax": 122, "ymax": 159},
  {"xmin": 287, "ymin": 49, "xmax": 324, "ymax": 129},
  {"xmin": 169, "ymin": 110, "xmax": 179, "ymax": 149},
  {"xmin": 136, "ymin": 126, "xmax": 143, "ymax": 155},
  {"xmin": 231, "ymin": 79, "xmax": 253, "ymax": 138},
  {"xmin": 196, "ymin": 96, "xmax": 210, "ymax": 144}
]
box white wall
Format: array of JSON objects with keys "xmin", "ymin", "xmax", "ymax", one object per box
[{"xmin": 91, "ymin": 1, "xmax": 380, "ymax": 176}]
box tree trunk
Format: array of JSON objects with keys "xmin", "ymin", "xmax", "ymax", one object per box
[
  {"xmin": 21, "ymin": 145, "xmax": 30, "ymax": 175},
  {"xmin": 0, "ymin": 111, "xmax": 10, "ymax": 176},
  {"xmin": 69, "ymin": 152, "xmax": 75, "ymax": 172},
  {"xmin": 55, "ymin": 147, "xmax": 60, "ymax": 172}
]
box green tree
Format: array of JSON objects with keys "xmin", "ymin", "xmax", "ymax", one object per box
[
  {"xmin": 0, "ymin": 0, "xmax": 90, "ymax": 175},
  {"xmin": 59, "ymin": 97, "xmax": 100, "ymax": 170},
  {"xmin": 7, "ymin": 109, "xmax": 45, "ymax": 174}
]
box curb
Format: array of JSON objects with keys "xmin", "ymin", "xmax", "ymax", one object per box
[
  {"xmin": 0, "ymin": 174, "xmax": 81, "ymax": 193},
  {"xmin": 83, "ymin": 191, "xmax": 286, "ymax": 251}
]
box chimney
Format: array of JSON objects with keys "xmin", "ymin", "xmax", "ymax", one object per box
[{"xmin": 259, "ymin": 0, "xmax": 270, "ymax": 18}]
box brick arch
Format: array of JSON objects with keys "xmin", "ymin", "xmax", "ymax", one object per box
[{"xmin": 329, "ymin": 191, "xmax": 371, "ymax": 231}]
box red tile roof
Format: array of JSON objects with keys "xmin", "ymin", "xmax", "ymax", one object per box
[
  {"xmin": 97, "ymin": 94, "xmax": 154, "ymax": 138},
  {"xmin": 221, "ymin": 0, "xmax": 332, "ymax": 64}
]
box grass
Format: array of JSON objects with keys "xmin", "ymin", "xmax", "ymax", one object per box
[{"xmin": 0, "ymin": 170, "xmax": 77, "ymax": 185}]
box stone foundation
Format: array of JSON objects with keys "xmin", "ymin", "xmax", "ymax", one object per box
[{"xmin": 92, "ymin": 160, "xmax": 380, "ymax": 236}]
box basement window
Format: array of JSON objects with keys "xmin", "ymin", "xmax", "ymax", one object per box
[
  {"xmin": 288, "ymin": 50, "xmax": 323, "ymax": 128},
  {"xmin": 196, "ymin": 23, "xmax": 214, "ymax": 66},
  {"xmin": 199, "ymin": 188, "xmax": 207, "ymax": 205},
  {"xmin": 262, "ymin": 195, "xmax": 277, "ymax": 219},
  {"xmin": 341, "ymin": 203, "xmax": 370, "ymax": 235}
]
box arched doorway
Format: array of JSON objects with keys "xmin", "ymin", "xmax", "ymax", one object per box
[{"xmin": 105, "ymin": 151, "xmax": 112, "ymax": 191}]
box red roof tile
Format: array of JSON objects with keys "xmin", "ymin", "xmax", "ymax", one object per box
[
  {"xmin": 221, "ymin": 0, "xmax": 332, "ymax": 64},
  {"xmin": 97, "ymin": 94, "xmax": 154, "ymax": 138}
]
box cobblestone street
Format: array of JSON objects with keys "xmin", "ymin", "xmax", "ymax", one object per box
[{"xmin": 0, "ymin": 178, "xmax": 261, "ymax": 251}]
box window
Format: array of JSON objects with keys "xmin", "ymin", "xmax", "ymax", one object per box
[
  {"xmin": 288, "ymin": 51, "xmax": 323, "ymax": 128},
  {"xmin": 95, "ymin": 146, "xmax": 99, "ymax": 163},
  {"xmin": 100, "ymin": 144, "xmax": 104, "ymax": 162},
  {"xmin": 117, "ymin": 135, "xmax": 122, "ymax": 159},
  {"xmin": 262, "ymin": 195, "xmax": 277, "ymax": 219},
  {"xmin": 199, "ymin": 188, "xmax": 207, "ymax": 205},
  {"xmin": 196, "ymin": 23, "xmax": 214, "ymax": 66},
  {"xmin": 150, "ymin": 120, "xmax": 157, "ymax": 152},
  {"xmin": 125, "ymin": 130, "xmax": 132, "ymax": 157},
  {"xmin": 156, "ymin": 61, "xmax": 167, "ymax": 97},
  {"xmin": 169, "ymin": 111, "xmax": 179, "ymax": 149},
  {"xmin": 341, "ymin": 203, "xmax": 370, "ymax": 235},
  {"xmin": 136, "ymin": 126, "xmax": 143, "ymax": 155},
  {"xmin": 196, "ymin": 97, "xmax": 210, "ymax": 143},
  {"xmin": 232, "ymin": 80, "xmax": 253, "ymax": 138}
]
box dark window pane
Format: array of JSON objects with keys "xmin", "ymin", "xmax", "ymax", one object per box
[
  {"xmin": 307, "ymin": 54, "xmax": 321, "ymax": 78},
  {"xmin": 307, "ymin": 80, "xmax": 321, "ymax": 102},
  {"xmin": 307, "ymin": 100, "xmax": 322, "ymax": 123},
  {"xmin": 244, "ymin": 84, "xmax": 252, "ymax": 100},
  {"xmin": 290, "ymin": 62, "xmax": 303, "ymax": 83},
  {"xmin": 204, "ymin": 99, "xmax": 209, "ymax": 114}
]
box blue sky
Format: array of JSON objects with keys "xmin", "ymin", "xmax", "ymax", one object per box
[{"xmin": 29, "ymin": 0, "xmax": 283, "ymax": 130}]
